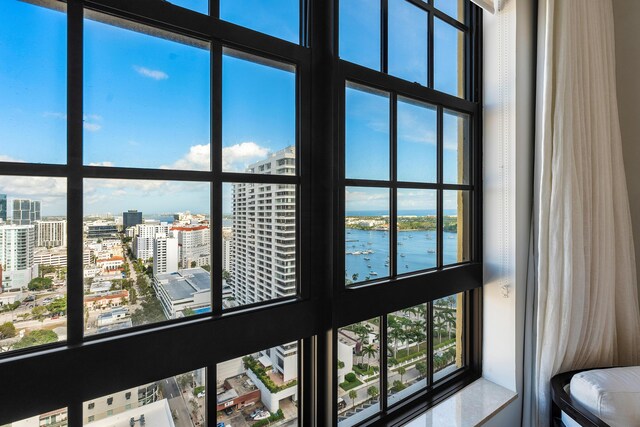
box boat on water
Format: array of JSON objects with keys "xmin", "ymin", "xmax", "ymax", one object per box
[
  {"xmin": 405, "ymin": 264, "xmax": 409, "ymax": 268},
  {"xmin": 364, "ymin": 257, "xmax": 371, "ymax": 260},
  {"xmin": 367, "ymin": 264, "xmax": 372, "ymax": 268},
  {"xmin": 400, "ymin": 254, "xmax": 406, "ymax": 258},
  {"xmin": 369, "ymin": 271, "xmax": 378, "ymax": 276},
  {"xmin": 352, "ymin": 251, "xmax": 362, "ymax": 255},
  {"xmin": 427, "ymin": 249, "xmax": 435, "ymax": 254}
]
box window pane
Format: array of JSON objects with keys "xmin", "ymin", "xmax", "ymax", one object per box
[
  {"xmin": 223, "ymin": 50, "xmax": 296, "ymax": 175},
  {"xmin": 443, "ymin": 190, "xmax": 470, "ymax": 265},
  {"xmin": 337, "ymin": 319, "xmax": 380, "ymax": 426},
  {"xmin": 345, "ymin": 83, "xmax": 389, "ymax": 180},
  {"xmin": 339, "ymin": 0, "xmax": 381, "ymax": 70},
  {"xmin": 83, "ymin": 368, "xmax": 206, "ymax": 425},
  {"xmin": 388, "ymin": 0, "xmax": 428, "ymax": 85},
  {"xmin": 434, "ymin": 0, "xmax": 465, "ymax": 23},
  {"xmin": 84, "ymin": 13, "xmax": 211, "ymax": 170},
  {"xmin": 434, "ymin": 18, "xmax": 465, "ymax": 98},
  {"xmin": 0, "ymin": 176, "xmax": 66, "ymax": 354},
  {"xmin": 166, "ymin": 0, "xmax": 208, "ymax": 14},
  {"xmin": 442, "ymin": 109, "xmax": 470, "ymax": 184},
  {"xmin": 433, "ymin": 294, "xmax": 463, "ymax": 381},
  {"xmin": 220, "ymin": 0, "xmax": 299, "ymax": 44},
  {"xmin": 4, "ymin": 408, "xmax": 68, "ymax": 426},
  {"xmin": 217, "ymin": 342, "xmax": 300, "ymax": 426},
  {"xmin": 83, "ymin": 179, "xmax": 210, "ymax": 336},
  {"xmin": 345, "ymin": 187, "xmax": 390, "ymax": 286},
  {"xmin": 387, "ymin": 304, "xmax": 428, "ymax": 406},
  {"xmin": 397, "ymin": 97, "xmax": 437, "ymax": 183},
  {"xmin": 224, "ymin": 182, "xmax": 296, "ymax": 308},
  {"xmin": 0, "ymin": 1, "xmax": 66, "ymax": 164},
  {"xmin": 397, "ymin": 189, "xmax": 437, "ymax": 273}
]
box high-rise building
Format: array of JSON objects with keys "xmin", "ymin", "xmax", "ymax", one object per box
[
  {"xmin": 0, "ymin": 224, "xmax": 37, "ymax": 290},
  {"xmin": 170, "ymin": 224, "xmax": 210, "ymax": 269},
  {"xmin": 35, "ymin": 220, "xmax": 67, "ymax": 248},
  {"xmin": 0, "ymin": 194, "xmax": 6, "ymax": 222},
  {"xmin": 122, "ymin": 210, "xmax": 143, "ymax": 230},
  {"xmin": 229, "ymin": 148, "xmax": 298, "ymax": 401},
  {"xmin": 12, "ymin": 198, "xmax": 40, "ymax": 225},
  {"xmin": 230, "ymin": 147, "xmax": 296, "ymax": 306},
  {"xmin": 222, "ymin": 227, "xmax": 232, "ymax": 274},
  {"xmin": 152, "ymin": 232, "xmax": 178, "ymax": 276},
  {"xmin": 133, "ymin": 221, "xmax": 170, "ymax": 260}
]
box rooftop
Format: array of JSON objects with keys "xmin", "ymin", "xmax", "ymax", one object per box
[
  {"xmin": 155, "ymin": 267, "xmax": 210, "ymax": 301},
  {"xmin": 85, "ymin": 399, "xmax": 174, "ymax": 427}
]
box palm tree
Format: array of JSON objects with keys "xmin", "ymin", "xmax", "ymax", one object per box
[
  {"xmin": 367, "ymin": 386, "xmax": 379, "ymax": 401},
  {"xmin": 397, "ymin": 366, "xmax": 406, "ymax": 383},
  {"xmin": 349, "ymin": 389, "xmax": 358, "ymax": 409},
  {"xmin": 361, "ymin": 344, "xmax": 376, "ymax": 367},
  {"xmin": 388, "ymin": 327, "xmax": 404, "ymax": 359}
]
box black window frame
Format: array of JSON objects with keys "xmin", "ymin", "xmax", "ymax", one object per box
[{"xmin": 0, "ymin": 0, "xmax": 482, "ymax": 426}]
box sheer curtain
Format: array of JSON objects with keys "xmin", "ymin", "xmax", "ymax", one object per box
[{"xmin": 531, "ymin": 0, "xmax": 640, "ymax": 425}]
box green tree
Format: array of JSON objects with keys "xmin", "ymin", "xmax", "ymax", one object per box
[
  {"xmin": 13, "ymin": 329, "xmax": 58, "ymax": 349},
  {"xmin": 129, "ymin": 288, "xmax": 137, "ymax": 304},
  {"xmin": 46, "ymin": 297, "xmax": 67, "ymax": 315},
  {"xmin": 361, "ymin": 344, "xmax": 376, "ymax": 367},
  {"xmin": 0, "ymin": 322, "xmax": 17, "ymax": 339},
  {"xmin": 190, "ymin": 261, "xmax": 197, "ymax": 268},
  {"xmin": 221, "ymin": 269, "xmax": 230, "ymax": 280},
  {"xmin": 202, "ymin": 265, "xmax": 211, "ymax": 273},
  {"xmin": 397, "ymin": 366, "xmax": 406, "ymax": 383},
  {"xmin": 415, "ymin": 361, "xmax": 427, "ymax": 379},
  {"xmin": 337, "ymin": 359, "xmax": 345, "ymax": 370},
  {"xmin": 28, "ymin": 277, "xmax": 53, "ymax": 291},
  {"xmin": 31, "ymin": 306, "xmax": 48, "ymax": 322},
  {"xmin": 183, "ymin": 307, "xmax": 195, "ymax": 317},
  {"xmin": 348, "ymin": 389, "xmax": 358, "ymax": 409},
  {"xmin": 367, "ymin": 386, "xmax": 379, "ymax": 400}
]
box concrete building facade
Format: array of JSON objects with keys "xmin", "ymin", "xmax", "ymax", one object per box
[
  {"xmin": 171, "ymin": 225, "xmax": 210, "ymax": 269},
  {"xmin": 0, "ymin": 224, "xmax": 37, "ymax": 290},
  {"xmin": 152, "ymin": 232, "xmax": 178, "ymax": 276},
  {"xmin": 35, "ymin": 220, "xmax": 67, "ymax": 248}
]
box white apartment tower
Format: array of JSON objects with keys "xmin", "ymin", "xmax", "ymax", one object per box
[
  {"xmin": 133, "ymin": 221, "xmax": 169, "ymax": 260},
  {"xmin": 152, "ymin": 232, "xmax": 179, "ymax": 276},
  {"xmin": 229, "ymin": 147, "xmax": 298, "ymax": 401},
  {"xmin": 0, "ymin": 224, "xmax": 37, "ymax": 290},
  {"xmin": 170, "ymin": 225, "xmax": 210, "ymax": 269},
  {"xmin": 35, "ymin": 220, "xmax": 67, "ymax": 248},
  {"xmin": 222, "ymin": 227, "xmax": 232, "ymax": 274},
  {"xmin": 230, "ymin": 146, "xmax": 296, "ymax": 305}
]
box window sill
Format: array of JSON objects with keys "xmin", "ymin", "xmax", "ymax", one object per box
[{"xmin": 401, "ymin": 379, "xmax": 517, "ymax": 426}]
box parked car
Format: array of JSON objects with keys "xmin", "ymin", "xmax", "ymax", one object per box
[
  {"xmin": 224, "ymin": 407, "xmax": 234, "ymax": 416},
  {"xmin": 197, "ymin": 390, "xmax": 205, "ymax": 398},
  {"xmin": 216, "ymin": 423, "xmax": 225, "ymax": 427},
  {"xmin": 253, "ymin": 411, "xmax": 270, "ymax": 420},
  {"xmin": 249, "ymin": 409, "xmax": 262, "ymax": 418}
]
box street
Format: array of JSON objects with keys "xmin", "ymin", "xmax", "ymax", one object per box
[{"xmin": 159, "ymin": 376, "xmax": 193, "ymax": 427}]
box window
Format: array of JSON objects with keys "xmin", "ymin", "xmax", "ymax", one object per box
[{"xmin": 0, "ymin": 1, "xmax": 481, "ymax": 426}]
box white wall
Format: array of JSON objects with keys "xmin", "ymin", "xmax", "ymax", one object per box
[
  {"xmin": 482, "ymin": 0, "xmax": 535, "ymax": 425},
  {"xmin": 612, "ymin": 0, "xmax": 640, "ymax": 299}
]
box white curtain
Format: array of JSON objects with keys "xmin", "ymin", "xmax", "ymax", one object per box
[{"xmin": 532, "ymin": 0, "xmax": 640, "ymax": 425}]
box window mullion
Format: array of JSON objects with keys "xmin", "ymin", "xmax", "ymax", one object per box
[{"xmin": 67, "ymin": 0, "xmax": 85, "ymax": 348}]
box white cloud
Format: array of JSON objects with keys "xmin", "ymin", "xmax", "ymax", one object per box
[
  {"xmin": 0, "ymin": 155, "xmax": 25, "ymax": 163},
  {"xmin": 88, "ymin": 161, "xmax": 115, "ymax": 167},
  {"xmin": 0, "ymin": 176, "xmax": 67, "ymax": 215},
  {"xmin": 133, "ymin": 65, "xmax": 169, "ymax": 81},
  {"xmin": 345, "ymin": 188, "xmax": 389, "ymax": 211},
  {"xmin": 83, "ymin": 123, "xmax": 102, "ymax": 132},
  {"xmin": 161, "ymin": 144, "xmax": 210, "ymax": 171},
  {"xmin": 222, "ymin": 142, "xmax": 270, "ymax": 172}
]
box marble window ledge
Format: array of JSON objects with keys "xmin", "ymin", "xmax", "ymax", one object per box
[{"xmin": 403, "ymin": 379, "xmax": 517, "ymax": 427}]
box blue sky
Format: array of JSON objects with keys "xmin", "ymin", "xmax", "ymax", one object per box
[{"xmin": 0, "ymin": 0, "xmax": 466, "ymax": 216}]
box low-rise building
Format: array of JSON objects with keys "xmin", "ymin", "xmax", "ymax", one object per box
[
  {"xmin": 96, "ymin": 307, "xmax": 130, "ymax": 328},
  {"xmin": 96, "ymin": 256, "xmax": 124, "ymax": 272},
  {"xmin": 84, "ymin": 290, "xmax": 129, "ymax": 311},
  {"xmin": 153, "ymin": 268, "xmax": 210, "ymax": 319},
  {"xmin": 216, "ymin": 373, "xmax": 261, "ymax": 412}
]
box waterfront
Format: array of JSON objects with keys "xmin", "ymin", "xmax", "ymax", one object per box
[{"xmin": 345, "ymin": 227, "xmax": 460, "ymax": 284}]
